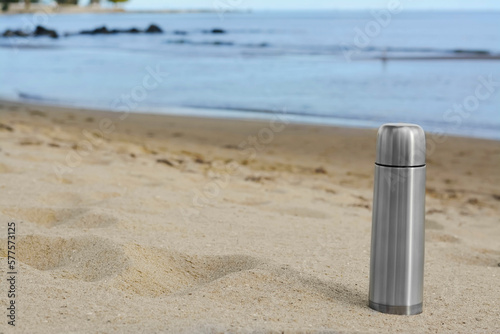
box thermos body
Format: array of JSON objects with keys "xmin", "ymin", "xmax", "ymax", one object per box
[{"xmin": 369, "ymin": 123, "xmax": 426, "ymax": 315}]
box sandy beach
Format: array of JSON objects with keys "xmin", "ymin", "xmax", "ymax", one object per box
[{"xmin": 0, "ymin": 100, "xmax": 499, "ymax": 333}]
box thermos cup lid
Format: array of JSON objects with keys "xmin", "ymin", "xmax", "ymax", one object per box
[{"xmin": 376, "ymin": 123, "xmax": 426, "ymax": 167}]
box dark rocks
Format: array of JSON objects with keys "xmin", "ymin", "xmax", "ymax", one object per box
[
  {"xmin": 125, "ymin": 28, "xmax": 141, "ymax": 34},
  {"xmin": 33, "ymin": 25, "xmax": 58, "ymax": 38},
  {"xmin": 1, "ymin": 24, "xmax": 246, "ymax": 40},
  {"xmin": 80, "ymin": 26, "xmax": 112, "ymax": 35},
  {"xmin": 145, "ymin": 24, "xmax": 163, "ymax": 33},
  {"xmin": 204, "ymin": 28, "xmax": 226, "ymax": 34},
  {"xmin": 79, "ymin": 24, "xmax": 163, "ymax": 35},
  {"xmin": 2, "ymin": 29, "xmax": 29, "ymax": 37},
  {"xmin": 2, "ymin": 26, "xmax": 57, "ymax": 38}
]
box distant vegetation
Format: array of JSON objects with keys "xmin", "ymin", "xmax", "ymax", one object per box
[
  {"xmin": 2, "ymin": 0, "xmax": 130, "ymax": 11},
  {"xmin": 89, "ymin": 0, "xmax": 131, "ymax": 4}
]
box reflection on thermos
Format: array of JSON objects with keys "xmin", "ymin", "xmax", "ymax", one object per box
[{"xmin": 369, "ymin": 123, "xmax": 426, "ymax": 315}]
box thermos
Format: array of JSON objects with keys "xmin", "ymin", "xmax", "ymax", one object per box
[{"xmin": 369, "ymin": 123, "xmax": 426, "ymax": 315}]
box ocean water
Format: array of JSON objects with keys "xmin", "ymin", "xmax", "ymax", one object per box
[{"xmin": 0, "ymin": 11, "xmax": 499, "ymax": 139}]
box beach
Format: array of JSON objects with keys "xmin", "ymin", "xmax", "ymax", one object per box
[{"xmin": 0, "ymin": 100, "xmax": 498, "ymax": 333}]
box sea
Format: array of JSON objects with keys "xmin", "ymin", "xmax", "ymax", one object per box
[{"xmin": 0, "ymin": 10, "xmax": 499, "ymax": 139}]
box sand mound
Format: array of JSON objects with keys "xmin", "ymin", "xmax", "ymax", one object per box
[
  {"xmin": 0, "ymin": 206, "xmax": 119, "ymax": 228},
  {"xmin": 0, "ymin": 235, "xmax": 128, "ymax": 281},
  {"xmin": 2, "ymin": 233, "xmax": 353, "ymax": 303},
  {"xmin": 1, "ymin": 234, "xmax": 263, "ymax": 297},
  {"xmin": 113, "ymin": 244, "xmax": 262, "ymax": 297}
]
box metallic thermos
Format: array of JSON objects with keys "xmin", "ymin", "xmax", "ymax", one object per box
[{"xmin": 369, "ymin": 123, "xmax": 426, "ymax": 315}]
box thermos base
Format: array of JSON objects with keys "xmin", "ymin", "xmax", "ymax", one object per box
[{"xmin": 369, "ymin": 300, "xmax": 422, "ymax": 315}]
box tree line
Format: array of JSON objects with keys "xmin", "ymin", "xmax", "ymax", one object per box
[{"xmin": 2, "ymin": 0, "xmax": 129, "ymax": 12}]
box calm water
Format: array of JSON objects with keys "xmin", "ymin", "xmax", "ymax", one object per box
[{"xmin": 1, "ymin": 11, "xmax": 499, "ymax": 139}]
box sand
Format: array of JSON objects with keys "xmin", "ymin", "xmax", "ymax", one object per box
[{"xmin": 0, "ymin": 100, "xmax": 499, "ymax": 333}]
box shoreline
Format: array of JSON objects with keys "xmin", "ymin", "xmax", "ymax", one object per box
[
  {"xmin": 0, "ymin": 100, "xmax": 499, "ymax": 333},
  {"xmin": 1, "ymin": 98, "xmax": 499, "ymax": 142}
]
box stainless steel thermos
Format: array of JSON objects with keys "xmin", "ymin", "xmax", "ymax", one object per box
[{"xmin": 369, "ymin": 123, "xmax": 426, "ymax": 315}]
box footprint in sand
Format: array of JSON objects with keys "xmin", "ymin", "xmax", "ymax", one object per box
[
  {"xmin": 115, "ymin": 244, "xmax": 262, "ymax": 297},
  {"xmin": 0, "ymin": 235, "xmax": 365, "ymax": 307},
  {"xmin": 39, "ymin": 191, "xmax": 121, "ymax": 205},
  {"xmin": 0, "ymin": 163, "xmax": 14, "ymax": 173},
  {"xmin": 28, "ymin": 110, "xmax": 46, "ymax": 117},
  {"xmin": 0, "ymin": 206, "xmax": 119, "ymax": 228},
  {"xmin": 0, "ymin": 122, "xmax": 14, "ymax": 132},
  {"xmin": 38, "ymin": 192, "xmax": 85, "ymax": 206},
  {"xmin": 19, "ymin": 138, "xmax": 43, "ymax": 146},
  {"xmin": 425, "ymin": 219, "xmax": 444, "ymax": 230},
  {"xmin": 425, "ymin": 231, "xmax": 460, "ymax": 243},
  {"xmin": 425, "ymin": 219, "xmax": 458, "ymax": 242},
  {"xmin": 446, "ymin": 248, "xmax": 500, "ymax": 267},
  {"xmin": 0, "ymin": 235, "xmax": 262, "ymax": 296}
]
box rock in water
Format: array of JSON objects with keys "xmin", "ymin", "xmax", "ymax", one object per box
[
  {"xmin": 202, "ymin": 28, "xmax": 226, "ymax": 34},
  {"xmin": 33, "ymin": 26, "xmax": 58, "ymax": 38},
  {"xmin": 145, "ymin": 24, "xmax": 163, "ymax": 33},
  {"xmin": 81, "ymin": 26, "xmax": 111, "ymax": 35},
  {"xmin": 2, "ymin": 29, "xmax": 29, "ymax": 37},
  {"xmin": 125, "ymin": 28, "xmax": 141, "ymax": 34}
]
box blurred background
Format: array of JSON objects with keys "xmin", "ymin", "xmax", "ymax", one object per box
[{"xmin": 1, "ymin": 0, "xmax": 499, "ymax": 139}]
